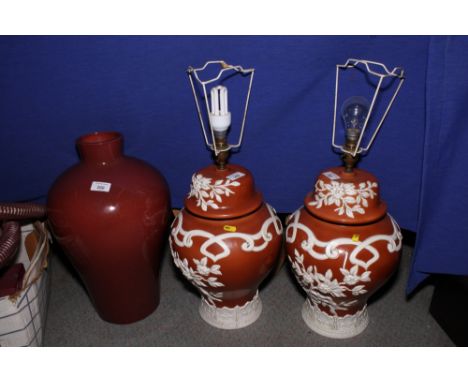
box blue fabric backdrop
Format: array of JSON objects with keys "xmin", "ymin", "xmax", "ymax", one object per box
[
  {"xmin": 408, "ymin": 36, "xmax": 468, "ymax": 292},
  {"xmin": 0, "ymin": 36, "xmax": 465, "ymax": 291}
]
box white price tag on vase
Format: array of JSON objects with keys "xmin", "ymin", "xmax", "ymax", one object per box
[
  {"xmin": 323, "ymin": 171, "xmax": 340, "ymax": 180},
  {"xmin": 226, "ymin": 172, "xmax": 245, "ymax": 181},
  {"xmin": 90, "ymin": 181, "xmax": 112, "ymax": 192}
]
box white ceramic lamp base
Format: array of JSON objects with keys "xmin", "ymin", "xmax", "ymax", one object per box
[
  {"xmin": 199, "ymin": 291, "xmax": 262, "ymax": 330},
  {"xmin": 301, "ymin": 299, "xmax": 369, "ymax": 339}
]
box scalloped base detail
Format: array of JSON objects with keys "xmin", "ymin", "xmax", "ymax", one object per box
[
  {"xmin": 302, "ymin": 299, "xmax": 369, "ymax": 339},
  {"xmin": 199, "ymin": 292, "xmax": 262, "ymax": 330}
]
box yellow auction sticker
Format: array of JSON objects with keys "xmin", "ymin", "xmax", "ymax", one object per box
[
  {"xmin": 352, "ymin": 234, "xmax": 360, "ymax": 242},
  {"xmin": 223, "ymin": 225, "xmax": 237, "ymax": 232}
]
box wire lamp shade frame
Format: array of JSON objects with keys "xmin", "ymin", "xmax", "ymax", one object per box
[
  {"xmin": 187, "ymin": 60, "xmax": 255, "ymax": 156},
  {"xmin": 332, "ymin": 58, "xmax": 405, "ymax": 157}
]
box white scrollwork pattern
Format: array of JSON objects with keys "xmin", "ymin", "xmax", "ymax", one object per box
[
  {"xmin": 286, "ymin": 210, "xmax": 402, "ymax": 315},
  {"xmin": 170, "ymin": 204, "xmax": 282, "ymax": 306},
  {"xmin": 171, "ymin": 204, "xmax": 282, "ymax": 262}
]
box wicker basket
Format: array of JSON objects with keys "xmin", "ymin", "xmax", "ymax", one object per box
[{"xmin": 0, "ymin": 222, "xmax": 50, "ymax": 346}]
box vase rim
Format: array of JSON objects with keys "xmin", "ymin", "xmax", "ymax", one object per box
[{"xmin": 77, "ymin": 131, "xmax": 122, "ymax": 146}]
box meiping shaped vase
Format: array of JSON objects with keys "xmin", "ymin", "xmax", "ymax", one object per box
[
  {"xmin": 285, "ymin": 166, "xmax": 402, "ymax": 339},
  {"xmin": 47, "ymin": 132, "xmax": 171, "ymax": 324},
  {"xmin": 169, "ymin": 163, "xmax": 283, "ymax": 329}
]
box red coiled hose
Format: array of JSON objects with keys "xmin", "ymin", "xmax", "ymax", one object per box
[
  {"xmin": 0, "ymin": 221, "xmax": 21, "ymax": 268},
  {"xmin": 0, "ymin": 203, "xmax": 47, "ymax": 269},
  {"xmin": 0, "ymin": 203, "xmax": 47, "ymax": 220}
]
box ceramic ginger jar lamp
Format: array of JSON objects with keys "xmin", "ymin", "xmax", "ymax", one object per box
[
  {"xmin": 285, "ymin": 59, "xmax": 405, "ymax": 338},
  {"xmin": 169, "ymin": 60, "xmax": 283, "ymax": 330}
]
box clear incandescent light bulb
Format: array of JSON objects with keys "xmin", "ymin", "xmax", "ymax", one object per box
[{"xmin": 341, "ymin": 96, "xmax": 370, "ymax": 144}]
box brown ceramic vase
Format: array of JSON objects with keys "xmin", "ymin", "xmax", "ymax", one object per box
[
  {"xmin": 47, "ymin": 132, "xmax": 171, "ymax": 324},
  {"xmin": 169, "ymin": 163, "xmax": 282, "ymax": 329},
  {"xmin": 285, "ymin": 166, "xmax": 402, "ymax": 338}
]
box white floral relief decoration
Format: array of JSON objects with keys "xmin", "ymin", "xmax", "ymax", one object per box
[
  {"xmin": 286, "ymin": 210, "xmax": 402, "ymax": 316},
  {"xmin": 170, "ymin": 204, "xmax": 283, "ymax": 306},
  {"xmin": 309, "ymin": 179, "xmax": 378, "ymax": 218},
  {"xmin": 188, "ymin": 173, "xmax": 240, "ymax": 211},
  {"xmin": 289, "ymin": 250, "xmax": 369, "ymax": 315},
  {"xmin": 170, "ymin": 241, "xmax": 224, "ymax": 305}
]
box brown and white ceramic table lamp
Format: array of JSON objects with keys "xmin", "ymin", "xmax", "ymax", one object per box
[
  {"xmin": 169, "ymin": 60, "xmax": 283, "ymax": 330},
  {"xmin": 285, "ymin": 59, "xmax": 405, "ymax": 338}
]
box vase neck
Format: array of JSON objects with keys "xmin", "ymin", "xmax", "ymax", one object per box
[{"xmin": 77, "ymin": 132, "xmax": 124, "ymax": 165}]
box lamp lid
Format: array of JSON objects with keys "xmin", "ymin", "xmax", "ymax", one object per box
[
  {"xmin": 184, "ymin": 163, "xmax": 263, "ymax": 219},
  {"xmin": 304, "ymin": 166, "xmax": 387, "ymax": 225}
]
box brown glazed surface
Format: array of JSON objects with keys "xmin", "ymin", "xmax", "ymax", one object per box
[
  {"xmin": 171, "ymin": 204, "xmax": 282, "ymax": 308},
  {"xmin": 170, "ymin": 163, "xmax": 282, "ymax": 309},
  {"xmin": 286, "ymin": 166, "xmax": 402, "ymax": 317},
  {"xmin": 286, "ymin": 208, "xmax": 401, "ymax": 316},
  {"xmin": 47, "ymin": 132, "xmax": 170, "ymax": 324}
]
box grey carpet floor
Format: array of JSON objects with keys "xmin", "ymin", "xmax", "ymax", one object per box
[{"xmin": 43, "ymin": 244, "xmax": 454, "ymax": 346}]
